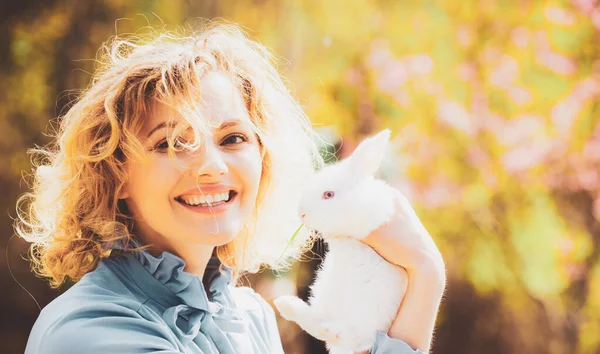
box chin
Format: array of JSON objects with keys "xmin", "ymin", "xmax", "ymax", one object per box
[
  {"xmin": 209, "ymin": 233, "xmax": 238, "ymax": 247},
  {"xmin": 181, "ymin": 227, "xmax": 240, "ymax": 246}
]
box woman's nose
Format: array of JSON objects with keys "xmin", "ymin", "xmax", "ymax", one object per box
[{"xmin": 187, "ymin": 143, "xmax": 228, "ymax": 178}]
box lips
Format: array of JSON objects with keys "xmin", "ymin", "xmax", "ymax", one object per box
[
  {"xmin": 175, "ymin": 190, "xmax": 238, "ymax": 205},
  {"xmin": 174, "ymin": 190, "xmax": 239, "ymax": 215},
  {"xmin": 177, "ymin": 184, "xmax": 237, "ymax": 196}
]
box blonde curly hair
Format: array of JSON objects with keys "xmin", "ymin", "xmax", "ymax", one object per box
[{"xmin": 14, "ymin": 22, "xmax": 324, "ymax": 288}]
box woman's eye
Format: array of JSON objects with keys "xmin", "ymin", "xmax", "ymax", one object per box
[
  {"xmin": 154, "ymin": 138, "xmax": 185, "ymax": 151},
  {"xmin": 155, "ymin": 140, "xmax": 169, "ymax": 150},
  {"xmin": 222, "ymin": 133, "xmax": 248, "ymax": 145},
  {"xmin": 152, "ymin": 134, "xmax": 247, "ymax": 152}
]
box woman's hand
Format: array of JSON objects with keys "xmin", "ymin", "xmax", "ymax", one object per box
[
  {"xmin": 362, "ymin": 188, "xmax": 445, "ymax": 284},
  {"xmin": 361, "ymin": 188, "xmax": 446, "ymax": 353}
]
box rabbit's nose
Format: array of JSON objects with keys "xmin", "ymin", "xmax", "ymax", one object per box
[{"xmin": 301, "ymin": 213, "xmax": 306, "ymax": 219}]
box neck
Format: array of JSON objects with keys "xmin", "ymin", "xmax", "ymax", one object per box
[
  {"xmin": 141, "ymin": 239, "xmax": 216, "ymax": 279},
  {"xmin": 178, "ymin": 244, "xmax": 216, "ymax": 278}
]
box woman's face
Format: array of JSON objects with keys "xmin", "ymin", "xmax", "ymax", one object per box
[{"xmin": 119, "ymin": 72, "xmax": 263, "ymax": 254}]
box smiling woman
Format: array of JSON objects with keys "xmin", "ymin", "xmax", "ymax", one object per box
[
  {"xmin": 119, "ymin": 73, "xmax": 266, "ymax": 277},
  {"xmin": 14, "ymin": 21, "xmax": 432, "ymax": 354}
]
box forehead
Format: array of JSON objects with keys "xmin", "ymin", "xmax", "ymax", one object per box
[{"xmin": 141, "ymin": 72, "xmax": 251, "ymax": 135}]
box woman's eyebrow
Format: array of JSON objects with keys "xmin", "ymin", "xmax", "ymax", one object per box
[
  {"xmin": 147, "ymin": 119, "xmax": 244, "ymax": 139},
  {"xmin": 219, "ymin": 120, "xmax": 242, "ymax": 130},
  {"xmin": 147, "ymin": 121, "xmax": 176, "ymax": 138}
]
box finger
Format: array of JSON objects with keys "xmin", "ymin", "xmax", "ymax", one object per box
[
  {"xmin": 392, "ymin": 188, "xmax": 418, "ymax": 225},
  {"xmin": 392, "ymin": 188, "xmax": 406, "ymax": 213},
  {"xmin": 391, "ymin": 188, "xmax": 430, "ymax": 235}
]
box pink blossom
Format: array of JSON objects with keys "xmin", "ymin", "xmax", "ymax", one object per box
[
  {"xmin": 481, "ymin": 46, "xmax": 501, "ymax": 64},
  {"xmin": 391, "ymin": 179, "xmax": 416, "ymax": 204},
  {"xmin": 376, "ymin": 59, "xmax": 407, "ymax": 93},
  {"xmin": 490, "ymin": 55, "xmax": 519, "ymax": 89},
  {"xmin": 501, "ymin": 141, "xmax": 552, "ymax": 173},
  {"xmin": 583, "ymin": 139, "xmax": 600, "ymax": 161},
  {"xmin": 534, "ymin": 30, "xmax": 550, "ymax": 49},
  {"xmin": 366, "ymin": 38, "xmax": 392, "ymax": 69},
  {"xmin": 482, "ymin": 170, "xmax": 498, "ymax": 190},
  {"xmin": 549, "ymin": 78, "xmax": 599, "ymax": 133},
  {"xmin": 511, "ymin": 27, "xmax": 530, "ymax": 48},
  {"xmin": 572, "ymin": 0, "xmax": 596, "ymax": 13},
  {"xmin": 564, "ymin": 263, "xmax": 586, "ymax": 281},
  {"xmin": 593, "ymin": 60, "xmax": 600, "ymax": 74},
  {"xmin": 557, "ymin": 237, "xmax": 574, "ymax": 257},
  {"xmin": 481, "ymin": 112, "xmax": 506, "ymax": 132},
  {"xmin": 437, "ymin": 100, "xmax": 475, "ymax": 135},
  {"xmin": 457, "ymin": 61, "xmax": 477, "ymax": 82},
  {"xmin": 508, "ymin": 87, "xmax": 533, "ymax": 105},
  {"xmin": 546, "ymin": 138, "xmax": 568, "ymax": 159},
  {"xmin": 456, "ymin": 26, "xmax": 473, "ymax": 47},
  {"xmin": 393, "ymin": 91, "xmax": 410, "ymax": 107},
  {"xmin": 405, "ymin": 54, "xmax": 434, "ymax": 76},
  {"xmin": 420, "ymin": 183, "xmax": 461, "ymax": 209},
  {"xmin": 344, "ymin": 68, "xmax": 362, "ymax": 86},
  {"xmin": 572, "ymin": 77, "xmax": 600, "ymax": 101},
  {"xmin": 545, "ymin": 5, "xmax": 576, "ymax": 26},
  {"xmin": 536, "ymin": 51, "xmax": 577, "ymax": 76},
  {"xmin": 576, "ymin": 169, "xmax": 599, "ymax": 190},
  {"xmin": 471, "ymin": 93, "xmax": 489, "ymax": 118},
  {"xmin": 533, "ymin": 31, "xmax": 576, "ymax": 75},
  {"xmin": 421, "ymin": 80, "xmax": 444, "ymax": 97},
  {"xmin": 592, "ymin": 9, "xmax": 600, "ymax": 30},
  {"xmin": 467, "ymin": 146, "xmax": 489, "ymax": 167},
  {"xmin": 551, "ymin": 97, "xmax": 582, "ymax": 131},
  {"xmin": 497, "ymin": 115, "xmax": 544, "ymax": 146},
  {"xmin": 594, "ymin": 197, "xmax": 600, "ymax": 222},
  {"xmin": 544, "ymin": 171, "xmax": 567, "ymax": 190}
]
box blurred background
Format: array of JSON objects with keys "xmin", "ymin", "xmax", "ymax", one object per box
[{"xmin": 1, "ymin": 0, "xmax": 599, "ymax": 353}]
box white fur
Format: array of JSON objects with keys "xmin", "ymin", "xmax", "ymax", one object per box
[{"xmin": 274, "ymin": 129, "xmax": 409, "ymax": 353}]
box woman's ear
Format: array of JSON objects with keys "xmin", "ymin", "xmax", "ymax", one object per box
[{"xmin": 117, "ymin": 184, "xmax": 130, "ymax": 200}]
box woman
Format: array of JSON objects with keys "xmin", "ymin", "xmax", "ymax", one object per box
[{"xmin": 16, "ymin": 22, "xmax": 445, "ymax": 353}]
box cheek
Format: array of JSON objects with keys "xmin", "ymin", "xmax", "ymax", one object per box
[
  {"xmin": 237, "ymin": 148, "xmax": 263, "ymax": 200},
  {"xmin": 127, "ymin": 156, "xmax": 181, "ymax": 203}
]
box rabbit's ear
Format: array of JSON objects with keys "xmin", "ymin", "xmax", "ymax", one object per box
[{"xmin": 347, "ymin": 129, "xmax": 390, "ymax": 178}]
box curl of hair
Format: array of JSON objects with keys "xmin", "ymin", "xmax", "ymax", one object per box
[{"xmin": 14, "ymin": 21, "xmax": 325, "ymax": 288}]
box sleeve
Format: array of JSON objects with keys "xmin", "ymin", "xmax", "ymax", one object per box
[
  {"xmin": 259, "ymin": 296, "xmax": 285, "ymax": 354},
  {"xmin": 238, "ymin": 286, "xmax": 285, "ymax": 353},
  {"xmin": 371, "ymin": 331, "xmax": 427, "ymax": 354},
  {"xmin": 25, "ymin": 302, "xmax": 185, "ymax": 354}
]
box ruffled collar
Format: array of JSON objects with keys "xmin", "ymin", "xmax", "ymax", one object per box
[
  {"xmin": 111, "ymin": 238, "xmax": 234, "ymax": 312},
  {"xmin": 109, "ymin": 239, "xmax": 245, "ymax": 348},
  {"xmin": 132, "ymin": 247, "xmax": 233, "ymax": 312}
]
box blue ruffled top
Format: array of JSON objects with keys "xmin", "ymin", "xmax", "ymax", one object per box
[{"xmin": 25, "ymin": 245, "xmax": 424, "ymax": 353}]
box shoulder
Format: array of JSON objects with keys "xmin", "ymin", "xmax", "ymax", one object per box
[
  {"xmin": 25, "ymin": 263, "xmax": 177, "ymax": 354},
  {"xmin": 229, "ymin": 285, "xmax": 279, "ymax": 323},
  {"xmin": 229, "ymin": 285, "xmax": 283, "ymax": 351},
  {"xmin": 32, "ymin": 261, "xmax": 147, "ymax": 326},
  {"xmin": 230, "ymin": 285, "xmax": 269, "ymax": 313}
]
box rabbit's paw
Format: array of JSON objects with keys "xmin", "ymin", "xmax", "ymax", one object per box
[
  {"xmin": 318, "ymin": 322, "xmax": 344, "ymax": 344},
  {"xmin": 327, "ymin": 347, "xmax": 352, "ymax": 354},
  {"xmin": 273, "ymin": 295, "xmax": 306, "ymax": 321}
]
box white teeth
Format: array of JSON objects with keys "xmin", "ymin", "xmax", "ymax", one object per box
[{"xmin": 179, "ymin": 191, "xmax": 232, "ymax": 206}]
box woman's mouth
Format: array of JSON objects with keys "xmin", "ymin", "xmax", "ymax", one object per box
[{"xmin": 175, "ymin": 190, "xmax": 238, "ymax": 209}]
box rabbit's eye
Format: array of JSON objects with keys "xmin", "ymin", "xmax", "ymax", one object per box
[{"xmin": 323, "ymin": 191, "xmax": 335, "ymax": 199}]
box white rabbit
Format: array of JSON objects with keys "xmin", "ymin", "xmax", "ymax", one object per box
[{"xmin": 274, "ymin": 129, "xmax": 409, "ymax": 354}]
